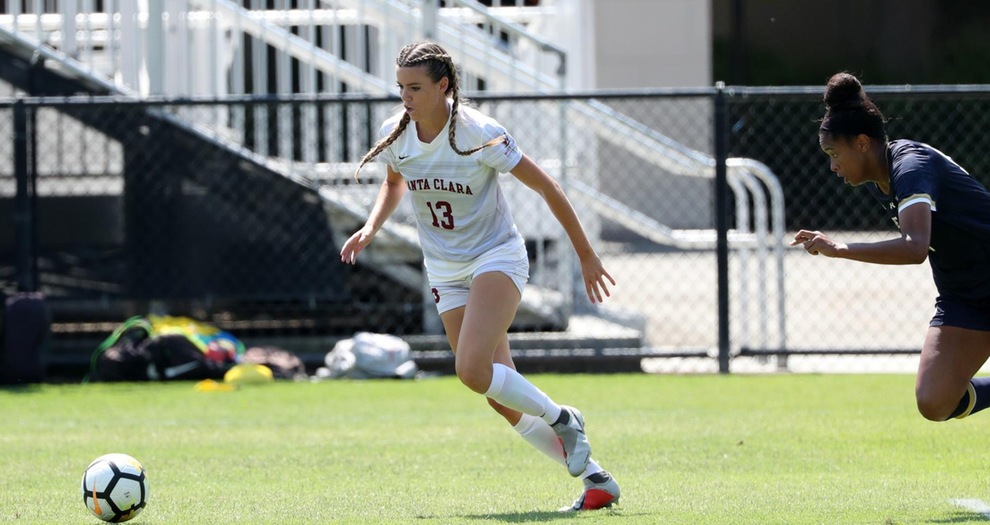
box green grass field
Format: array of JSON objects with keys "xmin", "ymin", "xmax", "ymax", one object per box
[{"xmin": 1, "ymin": 373, "xmax": 988, "ymax": 524}]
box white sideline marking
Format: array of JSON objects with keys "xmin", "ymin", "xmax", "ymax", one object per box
[{"xmin": 950, "ymin": 499, "xmax": 990, "ymax": 519}]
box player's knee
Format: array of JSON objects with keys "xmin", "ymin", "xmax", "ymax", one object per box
[
  {"xmin": 915, "ymin": 391, "xmax": 953, "ymax": 422},
  {"xmin": 454, "ymin": 357, "xmax": 490, "ymax": 394}
]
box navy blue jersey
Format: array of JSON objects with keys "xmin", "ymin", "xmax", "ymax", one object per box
[{"xmin": 867, "ymin": 140, "xmax": 990, "ymax": 301}]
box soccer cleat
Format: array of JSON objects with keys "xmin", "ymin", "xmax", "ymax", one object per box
[
  {"xmin": 560, "ymin": 471, "xmax": 621, "ymax": 512},
  {"xmin": 551, "ymin": 405, "xmax": 591, "ymax": 477}
]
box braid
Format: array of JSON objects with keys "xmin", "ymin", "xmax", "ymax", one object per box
[
  {"xmin": 440, "ymin": 54, "xmax": 506, "ymax": 156},
  {"xmin": 357, "ymin": 41, "xmax": 506, "ymax": 175},
  {"xmin": 354, "ymin": 112, "xmax": 411, "ymax": 179},
  {"xmin": 444, "ymin": 55, "xmax": 469, "ymax": 156}
]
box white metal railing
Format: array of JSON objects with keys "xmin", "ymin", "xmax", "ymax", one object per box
[{"xmin": 0, "ymin": 0, "xmax": 564, "ymax": 95}]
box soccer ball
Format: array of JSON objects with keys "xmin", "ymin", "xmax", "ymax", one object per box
[{"xmin": 81, "ymin": 453, "xmax": 149, "ymax": 522}]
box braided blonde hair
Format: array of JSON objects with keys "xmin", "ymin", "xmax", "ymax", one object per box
[{"xmin": 354, "ymin": 41, "xmax": 506, "ymax": 178}]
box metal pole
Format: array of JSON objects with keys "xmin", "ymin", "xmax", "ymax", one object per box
[
  {"xmin": 714, "ymin": 82, "xmax": 731, "ymax": 373},
  {"xmin": 147, "ymin": 0, "xmax": 164, "ymax": 96},
  {"xmin": 13, "ymin": 100, "xmax": 37, "ymax": 292},
  {"xmin": 422, "ymin": 0, "xmax": 438, "ymax": 41}
]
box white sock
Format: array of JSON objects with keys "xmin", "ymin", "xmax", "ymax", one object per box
[
  {"xmin": 513, "ymin": 414, "xmax": 603, "ymax": 479},
  {"xmin": 581, "ymin": 459, "xmax": 604, "ymax": 479},
  {"xmin": 484, "ymin": 363, "xmax": 562, "ymax": 422},
  {"xmin": 513, "ymin": 413, "xmax": 566, "ymax": 467}
]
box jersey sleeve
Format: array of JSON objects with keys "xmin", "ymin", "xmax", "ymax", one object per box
[
  {"xmin": 891, "ymin": 145, "xmax": 938, "ymax": 212},
  {"xmin": 477, "ymin": 123, "xmax": 523, "ymax": 173}
]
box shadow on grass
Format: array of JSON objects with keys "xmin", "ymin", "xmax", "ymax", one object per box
[
  {"xmin": 460, "ymin": 512, "xmax": 576, "ymax": 522},
  {"xmin": 0, "ymin": 384, "xmax": 44, "ymax": 394},
  {"xmin": 929, "ymin": 511, "xmax": 990, "ymax": 523},
  {"xmin": 422, "ymin": 508, "xmax": 638, "ymax": 522}
]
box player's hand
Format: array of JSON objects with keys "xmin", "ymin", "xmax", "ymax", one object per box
[
  {"xmin": 579, "ymin": 254, "xmax": 616, "ymax": 304},
  {"xmin": 340, "ymin": 226, "xmax": 376, "ymax": 265},
  {"xmin": 790, "ymin": 229, "xmax": 845, "ymax": 257}
]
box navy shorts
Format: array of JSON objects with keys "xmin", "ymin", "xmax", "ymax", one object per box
[{"xmin": 930, "ymin": 295, "xmax": 990, "ymax": 331}]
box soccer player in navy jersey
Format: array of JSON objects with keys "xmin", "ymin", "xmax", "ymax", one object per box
[
  {"xmin": 792, "ymin": 72, "xmax": 990, "ymax": 422},
  {"xmin": 340, "ymin": 41, "xmax": 619, "ymax": 511}
]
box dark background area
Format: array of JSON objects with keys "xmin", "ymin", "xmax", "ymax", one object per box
[{"xmin": 713, "ymin": 0, "xmax": 990, "ymax": 85}]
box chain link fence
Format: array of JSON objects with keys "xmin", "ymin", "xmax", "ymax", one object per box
[{"xmin": 3, "ymin": 86, "xmax": 989, "ymax": 372}]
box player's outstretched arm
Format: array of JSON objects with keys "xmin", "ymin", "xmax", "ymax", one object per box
[
  {"xmin": 791, "ymin": 203, "xmax": 931, "ymax": 265},
  {"xmin": 510, "ymin": 155, "xmax": 615, "ymax": 303},
  {"xmin": 340, "ymin": 166, "xmax": 407, "ymax": 265}
]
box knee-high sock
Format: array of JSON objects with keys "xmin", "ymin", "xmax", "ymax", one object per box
[
  {"xmin": 513, "ymin": 413, "xmax": 603, "ymax": 479},
  {"xmin": 950, "ymin": 376, "xmax": 990, "ymax": 419},
  {"xmin": 484, "ymin": 363, "xmax": 562, "ymax": 423}
]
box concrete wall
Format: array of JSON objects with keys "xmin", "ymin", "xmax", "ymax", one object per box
[
  {"xmin": 549, "ymin": 0, "xmax": 712, "ymax": 89},
  {"xmin": 591, "ymin": 0, "xmax": 712, "ymax": 89}
]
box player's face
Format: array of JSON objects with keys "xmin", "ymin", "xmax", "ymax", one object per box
[
  {"xmin": 819, "ymin": 132, "xmax": 870, "ymax": 186},
  {"xmin": 396, "ymin": 65, "xmax": 449, "ymax": 123}
]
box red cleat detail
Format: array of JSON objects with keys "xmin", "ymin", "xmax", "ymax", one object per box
[{"xmin": 580, "ymin": 488, "xmax": 617, "ymax": 510}]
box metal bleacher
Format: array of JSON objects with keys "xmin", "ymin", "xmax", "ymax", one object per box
[{"xmin": 0, "ymin": 1, "xmax": 787, "ymax": 373}]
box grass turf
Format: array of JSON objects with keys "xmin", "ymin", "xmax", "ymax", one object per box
[{"xmin": 0, "ymin": 373, "xmax": 988, "ymax": 524}]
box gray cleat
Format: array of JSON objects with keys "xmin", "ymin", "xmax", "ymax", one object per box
[{"xmin": 551, "ymin": 405, "xmax": 591, "ymax": 477}]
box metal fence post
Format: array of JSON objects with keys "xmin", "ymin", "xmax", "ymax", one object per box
[
  {"xmin": 714, "ymin": 82, "xmax": 731, "ymax": 373},
  {"xmin": 12, "ymin": 99, "xmax": 37, "ymax": 292},
  {"xmin": 422, "ymin": 0, "xmax": 438, "ymax": 40}
]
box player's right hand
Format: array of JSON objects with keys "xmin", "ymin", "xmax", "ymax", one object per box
[
  {"xmin": 790, "ymin": 229, "xmax": 842, "ymax": 257},
  {"xmin": 340, "ymin": 226, "xmax": 376, "ymax": 265}
]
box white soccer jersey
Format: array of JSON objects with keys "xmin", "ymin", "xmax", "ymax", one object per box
[{"xmin": 377, "ymin": 104, "xmax": 525, "ymax": 281}]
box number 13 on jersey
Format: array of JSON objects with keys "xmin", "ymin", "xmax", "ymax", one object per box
[{"xmin": 427, "ymin": 201, "xmax": 455, "ymax": 230}]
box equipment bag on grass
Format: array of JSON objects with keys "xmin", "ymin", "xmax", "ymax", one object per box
[
  {"xmin": 89, "ymin": 315, "xmax": 245, "ymax": 382},
  {"xmin": 324, "ymin": 332, "xmax": 418, "ymax": 379}
]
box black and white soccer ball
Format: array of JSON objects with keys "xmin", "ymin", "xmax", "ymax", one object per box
[{"xmin": 81, "ymin": 453, "xmax": 149, "ymax": 522}]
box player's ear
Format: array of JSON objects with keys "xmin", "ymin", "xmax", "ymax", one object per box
[{"xmin": 856, "ymin": 134, "xmax": 871, "ymax": 152}]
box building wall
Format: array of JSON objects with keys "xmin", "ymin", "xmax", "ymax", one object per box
[
  {"xmin": 545, "ymin": 0, "xmax": 712, "ymax": 89},
  {"xmin": 591, "ymin": 0, "xmax": 711, "ymax": 89}
]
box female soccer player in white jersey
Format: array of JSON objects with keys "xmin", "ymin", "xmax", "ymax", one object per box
[
  {"xmin": 792, "ymin": 72, "xmax": 990, "ymax": 422},
  {"xmin": 339, "ymin": 41, "xmax": 620, "ymax": 512}
]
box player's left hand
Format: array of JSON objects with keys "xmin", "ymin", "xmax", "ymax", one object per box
[{"xmin": 579, "ymin": 254, "xmax": 616, "ymax": 304}]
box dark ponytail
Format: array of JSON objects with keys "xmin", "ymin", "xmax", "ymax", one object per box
[{"xmin": 820, "ymin": 72, "xmax": 887, "ymax": 140}]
